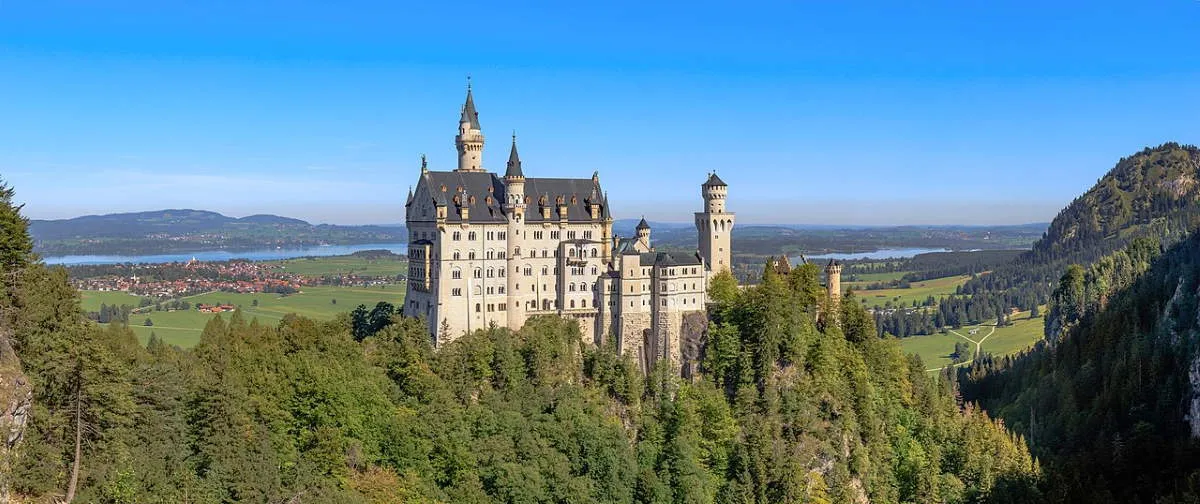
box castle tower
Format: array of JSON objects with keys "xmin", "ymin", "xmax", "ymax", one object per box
[
  {"xmin": 696, "ymin": 172, "xmax": 735, "ymax": 273},
  {"xmin": 504, "ymin": 134, "xmax": 528, "ymax": 328},
  {"xmin": 634, "ymin": 217, "xmax": 652, "ymax": 253},
  {"xmin": 455, "ymin": 82, "xmax": 485, "ymax": 172},
  {"xmin": 825, "ymin": 259, "xmax": 842, "ymax": 324}
]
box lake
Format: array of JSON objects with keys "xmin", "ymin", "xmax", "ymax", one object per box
[
  {"xmin": 799, "ymin": 247, "xmax": 953, "ymax": 262},
  {"xmin": 43, "ymin": 242, "xmax": 410, "ymax": 266}
]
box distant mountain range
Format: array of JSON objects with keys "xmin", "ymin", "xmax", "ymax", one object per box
[{"xmin": 30, "ymin": 209, "xmax": 408, "ymax": 256}]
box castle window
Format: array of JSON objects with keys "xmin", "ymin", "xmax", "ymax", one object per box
[
  {"xmin": 542, "ymin": 250, "xmax": 548, "ymax": 258},
  {"xmin": 551, "ymin": 231, "xmax": 560, "ymax": 240},
  {"xmin": 662, "ymin": 300, "xmax": 667, "ymax": 307},
  {"xmin": 591, "ymin": 266, "xmax": 597, "ymax": 275},
  {"xmin": 583, "ymin": 231, "xmax": 592, "ymax": 240},
  {"xmin": 469, "ymin": 251, "xmax": 477, "ymax": 260},
  {"xmin": 591, "ymin": 248, "xmax": 597, "ymax": 258},
  {"xmin": 534, "ymin": 231, "xmax": 543, "ymax": 240},
  {"xmin": 468, "ymin": 232, "xmax": 477, "ymax": 241},
  {"xmin": 487, "ymin": 268, "xmax": 494, "ymax": 278},
  {"xmin": 487, "ymin": 304, "xmax": 494, "ymax": 312},
  {"xmin": 453, "ymin": 251, "xmax": 461, "ymax": 260},
  {"xmin": 514, "ymin": 246, "xmax": 521, "ymax": 256},
  {"xmin": 569, "ymin": 284, "xmax": 576, "ymax": 292},
  {"xmin": 499, "ymin": 268, "xmax": 505, "ymax": 278},
  {"xmin": 476, "ymin": 303, "xmax": 481, "ymax": 313},
  {"xmin": 452, "ymin": 269, "xmax": 462, "ymax": 279},
  {"xmin": 570, "ymin": 300, "xmax": 575, "ymax": 308},
  {"xmin": 487, "ymin": 286, "xmax": 494, "ymax": 295},
  {"xmin": 568, "ymin": 231, "xmax": 576, "ymax": 239},
  {"xmin": 486, "ymin": 250, "xmax": 494, "ymax": 259},
  {"xmin": 542, "ymin": 266, "xmax": 548, "ymax": 275},
  {"xmin": 499, "ymin": 251, "xmax": 506, "ymax": 259},
  {"xmin": 453, "ymin": 232, "xmax": 461, "ymax": 241},
  {"xmin": 474, "ymin": 268, "xmax": 482, "ymax": 279},
  {"xmin": 487, "ymin": 231, "xmax": 494, "ymax": 240},
  {"xmin": 498, "ymin": 287, "xmax": 505, "ymax": 294},
  {"xmin": 452, "ymin": 288, "xmax": 462, "ymax": 296},
  {"xmin": 524, "ymin": 267, "xmax": 532, "ymax": 276},
  {"xmin": 569, "ymin": 248, "xmax": 575, "ymax": 257},
  {"xmin": 499, "ymin": 303, "xmax": 506, "ymax": 311},
  {"xmin": 498, "ymin": 232, "xmax": 506, "ymax": 240}
]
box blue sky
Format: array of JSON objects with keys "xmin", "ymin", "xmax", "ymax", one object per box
[{"xmin": 1, "ymin": 1, "xmax": 1197, "ymax": 225}]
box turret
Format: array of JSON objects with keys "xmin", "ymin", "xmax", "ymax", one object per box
[
  {"xmin": 824, "ymin": 259, "xmax": 842, "ymax": 326},
  {"xmin": 634, "ymin": 217, "xmax": 652, "ymax": 252},
  {"xmin": 455, "ymin": 81, "xmax": 485, "ymax": 172},
  {"xmin": 504, "ymin": 134, "xmax": 527, "ymax": 328},
  {"xmin": 696, "ymin": 172, "xmax": 735, "ymax": 273}
]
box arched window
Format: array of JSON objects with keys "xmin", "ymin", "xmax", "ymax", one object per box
[
  {"xmin": 451, "ymin": 268, "xmax": 462, "ymax": 279},
  {"xmin": 514, "ymin": 246, "xmax": 521, "ymax": 256},
  {"xmin": 569, "ymin": 284, "xmax": 576, "ymax": 292},
  {"xmin": 474, "ymin": 268, "xmax": 482, "ymax": 279},
  {"xmin": 591, "ymin": 248, "xmax": 597, "ymax": 258},
  {"xmin": 487, "ymin": 267, "xmax": 494, "ymax": 278},
  {"xmin": 468, "ymin": 251, "xmax": 476, "ymax": 260},
  {"xmin": 570, "ymin": 300, "xmax": 575, "ymax": 308},
  {"xmin": 569, "ymin": 248, "xmax": 575, "ymax": 257},
  {"xmin": 486, "ymin": 250, "xmax": 494, "ymax": 259},
  {"xmin": 452, "ymin": 250, "xmax": 461, "ymax": 260},
  {"xmin": 475, "ymin": 303, "xmax": 481, "ymax": 312}
]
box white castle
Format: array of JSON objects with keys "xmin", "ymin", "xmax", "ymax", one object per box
[{"xmin": 403, "ymin": 86, "xmax": 735, "ymax": 373}]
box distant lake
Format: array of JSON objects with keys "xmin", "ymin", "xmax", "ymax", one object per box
[
  {"xmin": 799, "ymin": 248, "xmax": 952, "ymax": 262},
  {"xmin": 43, "ymin": 242, "xmax": 410, "ymax": 266}
]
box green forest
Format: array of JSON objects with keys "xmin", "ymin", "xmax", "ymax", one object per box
[{"xmin": 0, "ymin": 179, "xmax": 1041, "ymax": 503}]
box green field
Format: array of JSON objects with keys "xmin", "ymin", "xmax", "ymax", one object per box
[
  {"xmin": 851, "ymin": 274, "xmax": 970, "ymax": 308},
  {"xmin": 81, "ymin": 290, "xmax": 150, "ymax": 312},
  {"xmin": 98, "ymin": 284, "xmax": 406, "ymax": 348},
  {"xmin": 846, "ymin": 270, "xmax": 912, "ymax": 284},
  {"xmin": 899, "ymin": 308, "xmax": 1045, "ymax": 371},
  {"xmin": 266, "ymin": 255, "xmax": 407, "ymax": 277}
]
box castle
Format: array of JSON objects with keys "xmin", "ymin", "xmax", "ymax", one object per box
[{"xmin": 402, "ymin": 86, "xmax": 735, "ymax": 372}]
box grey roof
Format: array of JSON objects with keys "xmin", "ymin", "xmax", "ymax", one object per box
[
  {"xmin": 460, "ymin": 88, "xmax": 481, "ymax": 129},
  {"xmin": 640, "ymin": 251, "xmax": 703, "ymax": 267},
  {"xmin": 505, "ymin": 138, "xmax": 523, "ymax": 178},
  {"xmin": 415, "ymin": 170, "xmax": 607, "ymax": 224},
  {"xmin": 703, "ymin": 172, "xmax": 727, "ymax": 187},
  {"xmin": 636, "ymin": 217, "xmax": 650, "ymax": 230}
]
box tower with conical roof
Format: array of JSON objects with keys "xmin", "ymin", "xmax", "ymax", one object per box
[
  {"xmin": 504, "ymin": 134, "xmax": 528, "ymax": 328},
  {"xmin": 634, "ymin": 217, "xmax": 652, "ymax": 253},
  {"xmin": 696, "ymin": 172, "xmax": 735, "ymax": 274},
  {"xmin": 455, "ymin": 80, "xmax": 485, "ymax": 172}
]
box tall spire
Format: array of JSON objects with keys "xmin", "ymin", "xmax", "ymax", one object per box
[
  {"xmin": 505, "ymin": 132, "xmax": 523, "ymax": 178},
  {"xmin": 459, "ymin": 78, "xmax": 481, "ymax": 130}
]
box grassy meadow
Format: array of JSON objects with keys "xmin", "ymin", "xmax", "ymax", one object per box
[
  {"xmin": 265, "ymin": 255, "xmax": 407, "ymax": 277},
  {"xmin": 851, "ymin": 274, "xmax": 970, "ymax": 308},
  {"xmin": 96, "ymin": 284, "xmax": 406, "ymax": 348},
  {"xmin": 899, "ymin": 308, "xmax": 1045, "ymax": 371}
]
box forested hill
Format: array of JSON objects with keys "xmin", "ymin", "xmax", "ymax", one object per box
[
  {"xmin": 1029, "ymin": 142, "xmax": 1200, "ymax": 266},
  {"xmin": 29, "ymin": 209, "xmax": 406, "ymax": 256},
  {"xmin": 959, "ymin": 143, "xmax": 1200, "ymax": 316},
  {"xmin": 960, "ymin": 232, "xmax": 1200, "ymax": 502}
]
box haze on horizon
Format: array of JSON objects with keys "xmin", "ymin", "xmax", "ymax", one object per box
[{"xmin": 1, "ymin": 1, "xmax": 1197, "ymax": 226}]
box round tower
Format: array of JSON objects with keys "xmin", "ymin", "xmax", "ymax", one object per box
[
  {"xmin": 504, "ymin": 134, "xmax": 527, "ymax": 328},
  {"xmin": 455, "ymin": 81, "xmax": 485, "ymax": 172},
  {"xmin": 825, "ymin": 259, "xmax": 842, "ymax": 305},
  {"xmin": 635, "ymin": 217, "xmax": 652, "ymax": 252}
]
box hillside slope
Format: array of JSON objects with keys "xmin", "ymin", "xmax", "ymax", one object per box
[
  {"xmin": 961, "ymin": 143, "xmax": 1200, "ymax": 315},
  {"xmin": 962, "ymin": 232, "xmax": 1200, "ymax": 502}
]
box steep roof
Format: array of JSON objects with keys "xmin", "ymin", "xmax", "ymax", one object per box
[
  {"xmin": 703, "ymin": 172, "xmax": 727, "ymax": 187},
  {"xmin": 460, "ymin": 88, "xmax": 481, "ymax": 129},
  {"xmin": 505, "ymin": 137, "xmax": 523, "ymax": 178},
  {"xmin": 636, "ymin": 217, "xmax": 650, "ymax": 230},
  {"xmin": 414, "ymin": 171, "xmax": 607, "ymax": 224},
  {"xmin": 640, "ymin": 251, "xmax": 703, "ymax": 267}
]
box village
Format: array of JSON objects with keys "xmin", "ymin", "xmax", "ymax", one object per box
[{"xmin": 70, "ymin": 256, "xmax": 402, "ymax": 300}]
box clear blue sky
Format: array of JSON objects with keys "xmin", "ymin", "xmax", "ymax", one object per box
[{"xmin": 1, "ymin": 1, "xmax": 1197, "ymax": 225}]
